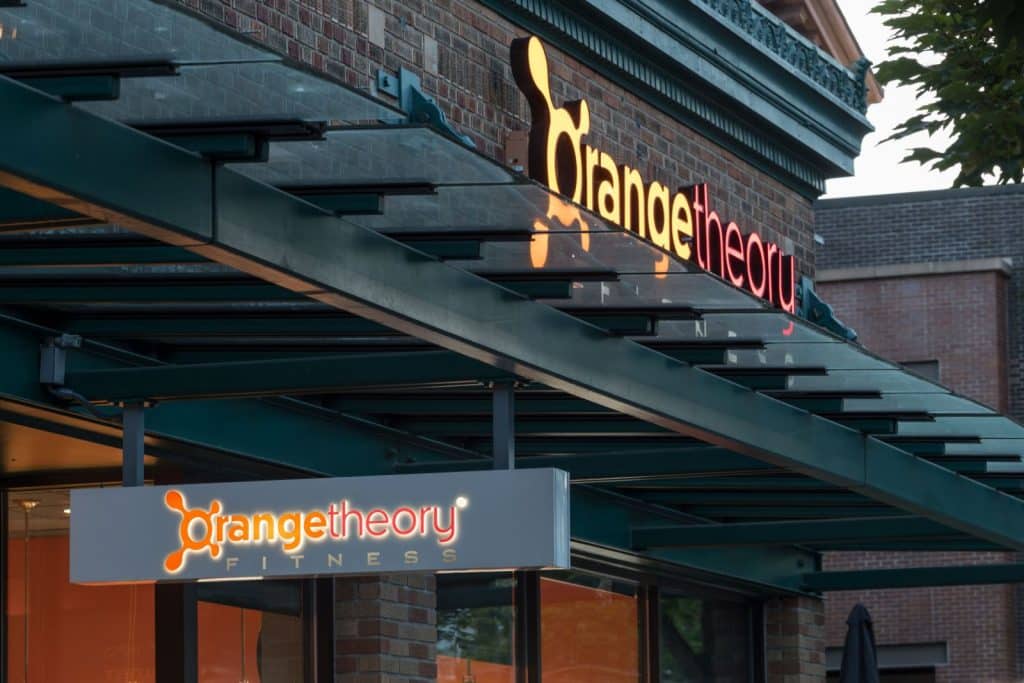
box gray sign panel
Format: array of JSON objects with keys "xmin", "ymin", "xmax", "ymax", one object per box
[{"xmin": 71, "ymin": 468, "xmax": 570, "ymax": 583}]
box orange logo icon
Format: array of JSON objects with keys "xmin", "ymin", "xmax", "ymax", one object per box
[
  {"xmin": 163, "ymin": 490, "xmax": 222, "ymax": 573},
  {"xmin": 512, "ymin": 35, "xmax": 590, "ymax": 203}
]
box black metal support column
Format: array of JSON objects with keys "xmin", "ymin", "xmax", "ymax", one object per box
[
  {"xmin": 151, "ymin": 464, "xmax": 196, "ymax": 683},
  {"xmin": 155, "ymin": 583, "xmax": 198, "ymax": 683},
  {"xmin": 0, "ymin": 488, "xmax": 7, "ymax": 683},
  {"xmin": 493, "ymin": 381, "xmax": 515, "ymax": 470},
  {"xmin": 121, "ymin": 401, "xmax": 145, "ymax": 487},
  {"xmin": 306, "ymin": 578, "xmax": 335, "ymax": 682},
  {"xmin": 514, "ymin": 570, "xmax": 540, "ymax": 683},
  {"xmin": 640, "ymin": 585, "xmax": 659, "ymax": 683}
]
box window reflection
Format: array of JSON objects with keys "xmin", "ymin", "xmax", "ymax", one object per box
[
  {"xmin": 198, "ymin": 581, "xmax": 305, "ymax": 682},
  {"xmin": 6, "ymin": 489, "xmax": 155, "ymax": 682},
  {"xmin": 660, "ymin": 594, "xmax": 752, "ymax": 682},
  {"xmin": 541, "ymin": 573, "xmax": 639, "ymax": 683},
  {"xmin": 437, "ymin": 573, "xmax": 515, "ymax": 683}
]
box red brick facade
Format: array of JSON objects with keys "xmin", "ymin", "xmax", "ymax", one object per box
[
  {"xmin": 171, "ymin": 1, "xmax": 828, "ymax": 679},
  {"xmin": 819, "ymin": 267, "xmax": 1015, "ymax": 681},
  {"xmin": 172, "ymin": 0, "xmax": 817, "ymax": 275},
  {"xmin": 335, "ymin": 575, "xmax": 438, "ymax": 682},
  {"xmin": 824, "ymin": 552, "xmax": 1018, "ymax": 682},
  {"xmin": 766, "ymin": 596, "xmax": 827, "ymax": 682},
  {"xmin": 820, "ymin": 271, "xmax": 1010, "ymax": 412}
]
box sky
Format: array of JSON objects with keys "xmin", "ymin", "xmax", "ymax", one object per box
[{"xmin": 822, "ymin": 0, "xmax": 960, "ymax": 198}]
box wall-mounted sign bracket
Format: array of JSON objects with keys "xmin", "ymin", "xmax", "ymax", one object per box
[
  {"xmin": 376, "ymin": 66, "xmax": 475, "ymax": 148},
  {"xmin": 797, "ymin": 276, "xmax": 858, "ymax": 341},
  {"xmin": 492, "ymin": 380, "xmax": 516, "ymax": 470},
  {"xmin": 121, "ymin": 402, "xmax": 145, "ymax": 487}
]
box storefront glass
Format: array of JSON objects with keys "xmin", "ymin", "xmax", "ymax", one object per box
[
  {"xmin": 197, "ymin": 602, "xmax": 304, "ymax": 681},
  {"xmin": 660, "ymin": 593, "xmax": 753, "ymax": 682},
  {"xmin": 540, "ymin": 573, "xmax": 640, "ymax": 683},
  {"xmin": 437, "ymin": 573, "xmax": 516, "ymax": 683},
  {"xmin": 7, "ymin": 488, "xmax": 155, "ymax": 682},
  {"xmin": 197, "ymin": 581, "xmax": 306, "ymax": 682}
]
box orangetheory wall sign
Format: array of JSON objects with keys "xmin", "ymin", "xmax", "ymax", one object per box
[
  {"xmin": 511, "ymin": 36, "xmax": 796, "ymax": 312},
  {"xmin": 69, "ymin": 469, "xmax": 570, "ymax": 583}
]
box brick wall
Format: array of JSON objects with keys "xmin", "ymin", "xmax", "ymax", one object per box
[
  {"xmin": 335, "ymin": 575, "xmax": 437, "ymax": 683},
  {"xmin": 816, "ymin": 185, "xmax": 1024, "ymax": 421},
  {"xmin": 172, "ymin": 0, "xmax": 818, "ymax": 274},
  {"xmin": 816, "ymin": 187, "xmax": 1022, "ymax": 682},
  {"xmin": 766, "ymin": 596, "xmax": 827, "ymax": 682},
  {"xmin": 819, "ymin": 270, "xmax": 1009, "ymax": 412},
  {"xmin": 824, "ymin": 552, "xmax": 1018, "ymax": 683}
]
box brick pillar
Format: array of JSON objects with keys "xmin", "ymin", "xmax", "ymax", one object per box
[
  {"xmin": 765, "ymin": 596, "xmax": 826, "ymax": 682},
  {"xmin": 335, "ymin": 575, "xmax": 437, "ymax": 683}
]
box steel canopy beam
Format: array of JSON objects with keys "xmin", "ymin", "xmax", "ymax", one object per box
[
  {"xmin": 4, "ymin": 78, "xmax": 1024, "ymax": 550},
  {"xmin": 0, "ymin": 313, "xmax": 814, "ymax": 595},
  {"xmin": 0, "ymin": 187, "xmax": 99, "ymax": 229},
  {"xmin": 63, "ymin": 314, "xmax": 395, "ymax": 338},
  {"xmin": 64, "ymin": 351, "xmax": 511, "ymax": 402},
  {"xmin": 397, "ymin": 447, "xmax": 777, "ymax": 482},
  {"xmin": 632, "ymin": 516, "xmax": 962, "ymax": 549},
  {"xmin": 803, "ymin": 564, "xmax": 1024, "ymax": 591}
]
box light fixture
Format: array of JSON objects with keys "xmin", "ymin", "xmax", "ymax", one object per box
[{"xmin": 20, "ymin": 499, "xmax": 38, "ymax": 683}]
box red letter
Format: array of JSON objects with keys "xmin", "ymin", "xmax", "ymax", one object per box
[
  {"xmin": 433, "ymin": 506, "xmax": 458, "ymax": 544},
  {"xmin": 365, "ymin": 509, "xmax": 389, "ymax": 537},
  {"xmin": 691, "ymin": 185, "xmax": 707, "ymax": 269},
  {"xmin": 391, "ymin": 508, "xmax": 418, "ymax": 538},
  {"xmin": 724, "ymin": 222, "xmax": 745, "ymax": 287},
  {"xmin": 705, "ymin": 211, "xmax": 725, "ymax": 277},
  {"xmin": 777, "ymin": 254, "xmax": 796, "ymax": 313},
  {"xmin": 745, "ymin": 232, "xmax": 767, "ymax": 298},
  {"xmin": 328, "ymin": 503, "xmax": 341, "ymax": 539},
  {"xmin": 765, "ymin": 242, "xmax": 779, "ymax": 306},
  {"xmin": 339, "ymin": 500, "xmax": 364, "ymax": 539}
]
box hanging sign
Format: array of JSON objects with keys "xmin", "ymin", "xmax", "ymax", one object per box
[
  {"xmin": 511, "ymin": 36, "xmax": 796, "ymax": 312},
  {"xmin": 70, "ymin": 468, "xmax": 570, "ymax": 584}
]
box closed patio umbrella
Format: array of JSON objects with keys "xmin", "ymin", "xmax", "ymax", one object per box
[{"xmin": 839, "ymin": 603, "xmax": 880, "ymax": 683}]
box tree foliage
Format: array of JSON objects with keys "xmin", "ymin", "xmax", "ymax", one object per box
[{"xmin": 873, "ymin": 0, "xmax": 1024, "ymax": 186}]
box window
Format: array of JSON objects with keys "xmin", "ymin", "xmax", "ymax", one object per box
[
  {"xmin": 660, "ymin": 593, "xmax": 754, "ymax": 682},
  {"xmin": 7, "ymin": 488, "xmax": 155, "ymax": 682},
  {"xmin": 197, "ymin": 580, "xmax": 306, "ymax": 682},
  {"xmin": 541, "ymin": 572, "xmax": 640, "ymax": 683},
  {"xmin": 901, "ymin": 360, "xmax": 940, "ymax": 382},
  {"xmin": 437, "ymin": 573, "xmax": 516, "ymax": 683}
]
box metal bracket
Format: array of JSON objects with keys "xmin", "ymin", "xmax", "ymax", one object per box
[
  {"xmin": 798, "ymin": 276, "xmax": 857, "ymax": 341},
  {"xmin": 492, "ymin": 380, "xmax": 515, "ymax": 470},
  {"xmin": 39, "ymin": 333, "xmax": 82, "ymax": 385},
  {"xmin": 376, "ymin": 67, "xmax": 475, "ymax": 148},
  {"xmin": 122, "ymin": 401, "xmax": 145, "ymax": 486}
]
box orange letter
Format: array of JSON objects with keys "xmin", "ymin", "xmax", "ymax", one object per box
[
  {"xmin": 646, "ymin": 181, "xmax": 672, "ymax": 252},
  {"xmin": 671, "ymin": 191, "xmax": 693, "ymax": 260},
  {"xmin": 585, "ymin": 145, "xmax": 600, "ymax": 212},
  {"xmin": 278, "ymin": 512, "xmax": 302, "ymax": 552},
  {"xmin": 304, "ymin": 511, "xmax": 328, "ymax": 541},
  {"xmin": 597, "ymin": 152, "xmax": 621, "ymax": 224},
  {"xmin": 622, "ymin": 166, "xmax": 646, "ymax": 236}
]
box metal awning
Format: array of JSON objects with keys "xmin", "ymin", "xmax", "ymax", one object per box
[{"xmin": 2, "ymin": 0, "xmax": 1024, "ymax": 593}]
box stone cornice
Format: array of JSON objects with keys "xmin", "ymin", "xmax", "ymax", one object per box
[
  {"xmin": 480, "ymin": 0, "xmax": 874, "ymax": 198},
  {"xmin": 700, "ymin": 0, "xmax": 869, "ymax": 112}
]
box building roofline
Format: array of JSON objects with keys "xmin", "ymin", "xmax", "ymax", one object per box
[
  {"xmin": 817, "ymin": 258, "xmax": 1014, "ymax": 283},
  {"xmin": 816, "ymin": 184, "xmax": 1024, "ymax": 209}
]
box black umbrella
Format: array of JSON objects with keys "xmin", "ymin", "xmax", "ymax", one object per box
[{"xmin": 839, "ymin": 603, "xmax": 880, "ymax": 683}]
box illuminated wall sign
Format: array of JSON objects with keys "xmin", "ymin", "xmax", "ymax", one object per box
[
  {"xmin": 70, "ymin": 469, "xmax": 570, "ymax": 584},
  {"xmin": 511, "ymin": 36, "xmax": 796, "ymax": 312}
]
